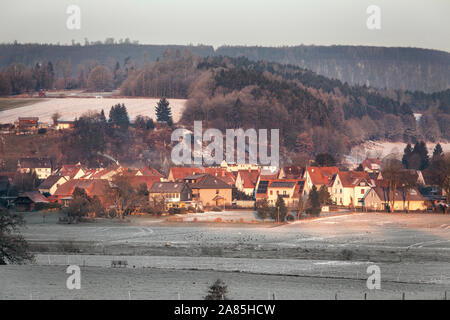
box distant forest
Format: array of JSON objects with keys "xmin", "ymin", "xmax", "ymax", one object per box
[
  {"xmin": 0, "ymin": 42, "xmax": 449, "ymax": 92},
  {"xmin": 1, "ymin": 44, "xmax": 448, "ymax": 163}
]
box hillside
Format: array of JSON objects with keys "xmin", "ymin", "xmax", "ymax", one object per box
[{"xmin": 0, "ymin": 43, "xmax": 448, "ymax": 92}]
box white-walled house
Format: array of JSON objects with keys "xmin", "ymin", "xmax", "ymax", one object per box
[{"xmin": 331, "ymin": 171, "xmax": 374, "ymax": 207}]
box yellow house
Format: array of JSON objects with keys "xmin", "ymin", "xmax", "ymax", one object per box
[
  {"xmin": 331, "ymin": 171, "xmax": 374, "ymax": 207},
  {"xmin": 190, "ymin": 174, "xmax": 232, "ymax": 208},
  {"xmin": 363, "ymin": 186, "xmax": 427, "ymax": 211},
  {"xmin": 266, "ymin": 180, "xmax": 298, "ymax": 206}
]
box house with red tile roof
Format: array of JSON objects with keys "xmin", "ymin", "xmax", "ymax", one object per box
[
  {"xmin": 330, "ymin": 171, "xmax": 374, "ymax": 207},
  {"xmin": 362, "ymin": 185, "xmax": 427, "ymax": 211},
  {"xmin": 167, "ymin": 167, "xmax": 204, "ymax": 182},
  {"xmin": 235, "ymin": 169, "xmax": 260, "ymax": 196},
  {"xmin": 361, "ymin": 158, "xmax": 383, "ymax": 173},
  {"xmin": 255, "ymin": 178, "xmax": 305, "ymax": 207},
  {"xmin": 304, "ymin": 166, "xmax": 339, "ymax": 195},
  {"xmin": 53, "ymin": 179, "xmax": 113, "ymax": 205},
  {"xmin": 190, "ymin": 174, "xmax": 232, "ymax": 208}
]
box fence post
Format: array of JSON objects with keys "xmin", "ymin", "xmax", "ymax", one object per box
[
  {"xmin": 402, "ymin": 292, "xmax": 405, "ymax": 300},
  {"xmin": 364, "ymin": 292, "xmax": 367, "ymax": 300}
]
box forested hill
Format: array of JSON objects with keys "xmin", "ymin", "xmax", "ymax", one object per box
[
  {"xmin": 215, "ymin": 46, "xmax": 450, "ymax": 93},
  {"xmin": 1, "ymin": 43, "xmax": 449, "ymax": 93}
]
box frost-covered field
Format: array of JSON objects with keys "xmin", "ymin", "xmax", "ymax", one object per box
[
  {"xmin": 0, "ymin": 98, "xmax": 187, "ymax": 124},
  {"xmin": 1, "ymin": 212, "xmax": 449, "ymax": 300},
  {"xmin": 0, "ymin": 263, "xmax": 448, "ymax": 300}
]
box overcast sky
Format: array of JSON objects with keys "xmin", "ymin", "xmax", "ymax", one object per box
[{"xmin": 1, "ymin": 0, "xmax": 449, "ymax": 52}]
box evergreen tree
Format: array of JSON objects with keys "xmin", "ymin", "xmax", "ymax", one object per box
[
  {"xmin": 109, "ymin": 103, "xmax": 129, "ymax": 130},
  {"xmin": 204, "ymin": 279, "xmax": 229, "ymax": 300},
  {"xmin": 274, "ymin": 196, "xmax": 288, "ymax": 222},
  {"xmin": 318, "ymin": 185, "xmax": 331, "ymax": 205},
  {"xmin": 413, "ymin": 141, "xmax": 429, "ymax": 170},
  {"xmin": 402, "ymin": 143, "xmax": 413, "ymax": 168},
  {"xmin": 308, "ymin": 185, "xmax": 321, "ymax": 216},
  {"xmin": 99, "ymin": 109, "xmax": 107, "ymax": 123},
  {"xmin": 315, "ymin": 153, "xmax": 336, "ymax": 167},
  {"xmin": 155, "ymin": 97, "xmax": 173, "ymax": 125},
  {"xmin": 433, "ymin": 143, "xmax": 443, "ymax": 159}
]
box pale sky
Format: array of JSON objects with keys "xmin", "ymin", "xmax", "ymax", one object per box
[{"xmin": 0, "ymin": 0, "xmax": 449, "ymax": 52}]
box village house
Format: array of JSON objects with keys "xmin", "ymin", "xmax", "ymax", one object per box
[
  {"xmin": 55, "ymin": 120, "xmax": 75, "ymax": 130},
  {"xmin": 278, "ymin": 166, "xmax": 305, "ymax": 179},
  {"xmin": 38, "ymin": 175, "xmax": 69, "ymax": 195},
  {"xmin": 17, "ymin": 157, "xmax": 52, "ymax": 179},
  {"xmin": 255, "ymin": 178, "xmax": 305, "ymax": 207},
  {"xmin": 235, "ymin": 169, "xmax": 260, "ymax": 196},
  {"xmin": 190, "ymin": 174, "xmax": 232, "ymax": 208},
  {"xmin": 204, "ymin": 167, "xmax": 236, "ymax": 186},
  {"xmin": 362, "ymin": 186, "xmax": 427, "ymax": 211},
  {"xmin": 54, "ymin": 164, "xmax": 87, "ymax": 180},
  {"xmin": 52, "ymin": 179, "xmax": 113, "ymax": 206},
  {"xmin": 15, "ymin": 117, "xmax": 39, "ymax": 133},
  {"xmin": 14, "ymin": 191, "xmax": 49, "ymax": 211},
  {"xmin": 167, "ymin": 167, "xmax": 204, "ymax": 182},
  {"xmin": 303, "ymin": 166, "xmax": 339, "ymax": 196},
  {"xmin": 149, "ymin": 182, "xmax": 192, "ymax": 209},
  {"xmin": 266, "ymin": 180, "xmax": 298, "ymax": 206},
  {"xmin": 361, "ymin": 158, "xmax": 383, "ymax": 173},
  {"xmin": 330, "ymin": 171, "xmax": 374, "ymax": 207}
]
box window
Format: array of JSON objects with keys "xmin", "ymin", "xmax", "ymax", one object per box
[
  {"xmin": 361, "ymin": 189, "xmax": 365, "ymax": 194},
  {"xmin": 270, "ymin": 190, "xmax": 273, "ymax": 195}
]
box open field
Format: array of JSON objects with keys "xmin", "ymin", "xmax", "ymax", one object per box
[
  {"xmin": 0, "ymin": 97, "xmax": 187, "ymax": 124},
  {"xmin": 1, "ymin": 263, "xmax": 448, "ymax": 300},
  {"xmin": 0, "ymin": 98, "xmax": 47, "ymax": 112},
  {"xmin": 1, "ymin": 212, "xmax": 448, "ymax": 300}
]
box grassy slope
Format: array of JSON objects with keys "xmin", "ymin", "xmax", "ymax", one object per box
[{"xmin": 0, "ymin": 98, "xmax": 47, "ymax": 112}]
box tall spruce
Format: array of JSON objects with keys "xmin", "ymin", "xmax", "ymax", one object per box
[{"xmin": 155, "ymin": 97, "xmax": 173, "ymax": 126}]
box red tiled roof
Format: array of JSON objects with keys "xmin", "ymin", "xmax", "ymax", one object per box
[
  {"xmin": 169, "ymin": 167, "xmax": 204, "ymax": 181},
  {"xmin": 19, "ymin": 191, "xmax": 49, "ymax": 203},
  {"xmin": 126, "ymin": 176, "xmax": 161, "ymax": 189},
  {"xmin": 371, "ymin": 186, "xmax": 425, "ymax": 202},
  {"xmin": 338, "ymin": 171, "xmax": 372, "ymax": 188},
  {"xmin": 54, "ymin": 179, "xmax": 112, "ymax": 198},
  {"xmin": 237, "ymin": 170, "xmax": 260, "ymax": 189},
  {"xmin": 362, "ymin": 158, "xmax": 383, "ymax": 170},
  {"xmin": 307, "ymin": 166, "xmax": 339, "ymax": 186}
]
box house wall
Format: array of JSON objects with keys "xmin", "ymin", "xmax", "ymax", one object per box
[
  {"xmin": 331, "ymin": 175, "xmax": 371, "ymax": 207},
  {"xmin": 267, "ymin": 187, "xmax": 295, "ymax": 206},
  {"xmin": 196, "ymin": 188, "xmax": 232, "ymax": 207}
]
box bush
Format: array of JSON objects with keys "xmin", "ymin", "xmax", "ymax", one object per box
[
  {"xmin": 211, "ymin": 207, "xmax": 223, "ymax": 212},
  {"xmin": 34, "ymin": 202, "xmax": 60, "ymax": 211},
  {"xmin": 340, "ymin": 249, "xmax": 354, "ymax": 261}
]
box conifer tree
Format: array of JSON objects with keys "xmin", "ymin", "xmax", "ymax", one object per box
[{"xmin": 155, "ymin": 97, "xmax": 173, "ymax": 126}]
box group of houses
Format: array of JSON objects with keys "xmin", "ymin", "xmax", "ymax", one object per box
[
  {"xmin": 0, "ymin": 117, "xmax": 75, "ymax": 135},
  {"xmin": 0, "ymin": 156, "xmax": 446, "ymax": 213}
]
